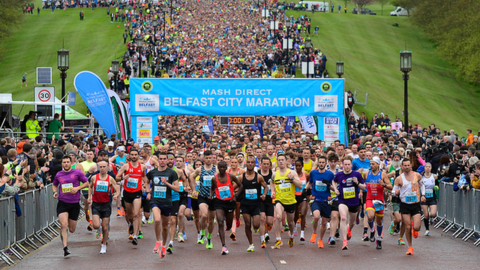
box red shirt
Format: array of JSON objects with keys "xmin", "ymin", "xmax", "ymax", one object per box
[
  {"xmin": 92, "ymin": 174, "xmax": 112, "ymax": 203},
  {"xmin": 215, "ymin": 174, "xmax": 234, "ymax": 201}
]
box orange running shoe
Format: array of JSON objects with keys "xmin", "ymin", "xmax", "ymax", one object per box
[
  {"xmin": 347, "ymin": 229, "xmax": 352, "ymax": 241},
  {"xmin": 129, "ymin": 234, "xmax": 134, "ymax": 240},
  {"xmin": 266, "ymin": 224, "xmax": 272, "ymax": 231},
  {"xmin": 297, "ymin": 218, "xmax": 301, "ymax": 223},
  {"xmin": 406, "ymin": 246, "xmax": 414, "ymax": 255},
  {"xmin": 411, "ymin": 221, "xmax": 419, "ymax": 239},
  {"xmin": 318, "ymin": 240, "xmax": 324, "ymax": 249},
  {"xmin": 342, "ymin": 240, "xmax": 348, "ymax": 250},
  {"xmin": 116, "ymin": 209, "xmax": 122, "ymax": 217},
  {"xmin": 310, "ymin": 233, "xmax": 317, "ymax": 243},
  {"xmin": 260, "ymin": 240, "xmax": 266, "ymax": 248},
  {"xmin": 153, "ymin": 241, "xmax": 161, "ymax": 253},
  {"xmin": 160, "ymin": 246, "xmax": 166, "ymax": 259},
  {"xmin": 121, "ymin": 207, "xmax": 125, "ymax": 216}
]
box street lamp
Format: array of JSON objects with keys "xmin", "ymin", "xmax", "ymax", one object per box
[
  {"xmin": 270, "ymin": 7, "xmax": 278, "ymax": 38},
  {"xmin": 305, "ymin": 37, "xmax": 312, "ymax": 78},
  {"xmin": 57, "ymin": 46, "xmax": 69, "ymax": 121},
  {"xmin": 162, "ymin": 6, "xmax": 168, "ymax": 41},
  {"xmin": 170, "ymin": 0, "xmax": 173, "ymax": 22},
  {"xmin": 336, "ymin": 61, "xmax": 344, "ymax": 78},
  {"xmin": 283, "ymin": 19, "xmax": 293, "ymax": 71},
  {"xmin": 135, "ymin": 38, "xmax": 143, "ymax": 78},
  {"xmin": 112, "ymin": 59, "xmax": 119, "ymax": 92},
  {"xmin": 400, "ymin": 50, "xmax": 412, "ymax": 132}
]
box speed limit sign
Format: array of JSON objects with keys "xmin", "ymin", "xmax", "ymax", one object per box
[{"xmin": 35, "ymin": 87, "xmax": 55, "ymax": 103}]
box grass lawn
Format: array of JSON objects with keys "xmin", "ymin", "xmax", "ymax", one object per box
[
  {"xmin": 0, "ymin": 0, "xmax": 125, "ymax": 116},
  {"xmin": 287, "ymin": 0, "xmax": 480, "ymax": 133}
]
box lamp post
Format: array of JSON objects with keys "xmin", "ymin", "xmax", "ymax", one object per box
[
  {"xmin": 336, "ymin": 61, "xmax": 344, "ymax": 78},
  {"xmin": 170, "ymin": 0, "xmax": 173, "ymax": 22},
  {"xmin": 285, "ymin": 19, "xmax": 290, "ymax": 65},
  {"xmin": 264, "ymin": 0, "xmax": 267, "ymax": 19},
  {"xmin": 57, "ymin": 47, "xmax": 69, "ymax": 121},
  {"xmin": 400, "ymin": 50, "xmax": 412, "ymax": 132},
  {"xmin": 112, "ymin": 59, "xmax": 119, "ymax": 92},
  {"xmin": 305, "ymin": 37, "xmax": 312, "ymax": 78},
  {"xmin": 135, "ymin": 38, "xmax": 143, "ymax": 78},
  {"xmin": 270, "ymin": 7, "xmax": 278, "ymax": 39},
  {"xmin": 162, "ymin": 6, "xmax": 168, "ymax": 41}
]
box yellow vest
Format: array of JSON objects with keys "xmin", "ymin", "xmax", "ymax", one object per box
[
  {"xmin": 26, "ymin": 119, "xmax": 41, "ymax": 139},
  {"xmin": 80, "ymin": 160, "xmax": 96, "ymax": 190},
  {"xmin": 303, "ymin": 159, "xmax": 313, "ymax": 174},
  {"xmin": 274, "ymin": 169, "xmax": 296, "ymax": 205}
]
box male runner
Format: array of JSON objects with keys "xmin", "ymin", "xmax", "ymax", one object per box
[
  {"xmin": 146, "ymin": 152, "xmax": 179, "ymax": 259},
  {"xmin": 239, "ymin": 155, "xmax": 269, "ymax": 252},
  {"xmin": 116, "ymin": 148, "xmax": 147, "ymax": 245},
  {"xmin": 166, "ymin": 153, "xmax": 187, "ymax": 252},
  {"xmin": 189, "ymin": 150, "xmax": 217, "ymax": 249},
  {"xmin": 271, "ymin": 154, "xmax": 302, "ymax": 249},
  {"xmin": 52, "ymin": 156, "xmax": 89, "ymax": 256},
  {"xmin": 88, "ymin": 160, "xmax": 119, "ymax": 254},
  {"xmin": 388, "ymin": 152, "xmax": 406, "ymax": 244},
  {"xmin": 110, "ymin": 146, "xmax": 128, "ymax": 216},
  {"xmin": 307, "ymin": 156, "xmax": 334, "ymax": 248},
  {"xmin": 394, "ymin": 158, "xmax": 422, "ymax": 255},
  {"xmin": 175, "ymin": 155, "xmax": 190, "ymax": 242},
  {"xmin": 78, "ymin": 149, "xmax": 96, "ymax": 230},
  {"xmin": 333, "ymin": 157, "xmax": 366, "ymax": 250},
  {"xmin": 259, "ymin": 157, "xmax": 274, "ymax": 248},
  {"xmin": 209, "ymin": 161, "xmax": 243, "ymax": 255}
]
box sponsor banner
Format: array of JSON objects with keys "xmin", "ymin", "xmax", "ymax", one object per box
[
  {"xmin": 318, "ymin": 116, "xmax": 346, "ymax": 145},
  {"xmin": 132, "ymin": 116, "xmax": 157, "ymax": 144},
  {"xmin": 299, "ymin": 116, "xmax": 317, "ymax": 134}
]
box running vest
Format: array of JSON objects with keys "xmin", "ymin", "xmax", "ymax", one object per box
[
  {"xmin": 295, "ymin": 171, "xmax": 307, "ymax": 195},
  {"xmin": 171, "ymin": 166, "xmax": 180, "ymax": 202},
  {"xmin": 399, "ymin": 173, "xmax": 420, "ymax": 204},
  {"xmin": 145, "ymin": 157, "xmax": 154, "ymax": 171},
  {"xmin": 274, "ymin": 169, "xmax": 296, "ymax": 205},
  {"xmin": 241, "ymin": 172, "xmax": 261, "ymax": 205},
  {"xmin": 228, "ymin": 167, "xmax": 241, "ymax": 177},
  {"xmin": 214, "ymin": 174, "xmax": 234, "ymax": 201},
  {"xmin": 114, "ymin": 154, "xmax": 127, "ymax": 168},
  {"xmin": 259, "ymin": 170, "xmax": 273, "ymax": 198},
  {"xmin": 198, "ymin": 164, "xmax": 216, "ymax": 198},
  {"xmin": 80, "ymin": 160, "xmax": 95, "ymax": 190},
  {"xmin": 365, "ymin": 171, "xmax": 384, "ymax": 201},
  {"xmin": 124, "ymin": 162, "xmax": 144, "ymax": 193},
  {"xmin": 303, "ymin": 159, "xmax": 313, "ymax": 174},
  {"xmin": 420, "ymin": 174, "xmax": 435, "ymax": 199},
  {"xmin": 92, "ymin": 173, "xmax": 112, "ymax": 203}
]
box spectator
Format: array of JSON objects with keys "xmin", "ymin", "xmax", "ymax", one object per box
[
  {"xmin": 47, "ymin": 113, "xmax": 64, "ymax": 142},
  {"xmin": 466, "ymin": 129, "xmax": 474, "ymax": 145}
]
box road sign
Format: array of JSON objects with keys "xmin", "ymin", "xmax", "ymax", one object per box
[
  {"xmin": 35, "ymin": 87, "xmax": 55, "ymax": 103},
  {"xmin": 36, "ymin": 67, "xmax": 52, "ymax": 85}
]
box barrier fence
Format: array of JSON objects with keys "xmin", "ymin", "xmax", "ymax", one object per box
[
  {"xmin": 0, "ymin": 184, "xmax": 65, "ymax": 266},
  {"xmin": 434, "ymin": 182, "xmax": 480, "ymax": 247}
]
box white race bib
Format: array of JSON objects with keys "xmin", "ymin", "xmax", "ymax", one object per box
[{"xmin": 96, "ymin": 181, "xmax": 109, "ymax": 192}]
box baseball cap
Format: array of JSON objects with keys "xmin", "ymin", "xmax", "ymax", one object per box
[
  {"xmin": 154, "ymin": 136, "xmax": 160, "ymax": 140},
  {"xmin": 372, "ymin": 156, "xmax": 381, "ymax": 165},
  {"xmin": 22, "ymin": 135, "xmax": 29, "ymax": 140},
  {"xmin": 379, "ymin": 151, "xmax": 384, "ymax": 155},
  {"xmin": 108, "ymin": 141, "xmax": 114, "ymax": 147},
  {"xmin": 98, "ymin": 150, "xmax": 108, "ymax": 156},
  {"xmin": 117, "ymin": 146, "xmax": 125, "ymax": 152},
  {"xmin": 57, "ymin": 139, "xmax": 66, "ymax": 147}
]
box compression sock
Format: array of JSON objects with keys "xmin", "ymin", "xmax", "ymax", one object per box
[
  {"xmin": 363, "ymin": 227, "xmax": 368, "ymax": 234},
  {"xmin": 377, "ymin": 225, "xmax": 383, "ymax": 238},
  {"xmin": 424, "ymin": 219, "xmax": 430, "ymax": 230},
  {"xmin": 207, "ymin": 233, "xmax": 212, "ymax": 239},
  {"xmin": 201, "ymin": 230, "xmax": 205, "ymax": 236},
  {"xmin": 368, "ymin": 221, "xmax": 374, "ymax": 232}
]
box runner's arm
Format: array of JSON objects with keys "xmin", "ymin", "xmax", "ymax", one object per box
[
  {"xmin": 110, "ymin": 176, "xmax": 120, "ymax": 195},
  {"xmin": 381, "ymin": 172, "xmax": 393, "ymax": 190},
  {"xmin": 115, "ymin": 164, "xmax": 128, "ymax": 182},
  {"xmin": 258, "ymin": 174, "xmax": 268, "ymax": 198},
  {"xmin": 230, "ymin": 174, "xmax": 243, "ymax": 198},
  {"xmin": 290, "ymin": 170, "xmax": 302, "ymax": 189}
]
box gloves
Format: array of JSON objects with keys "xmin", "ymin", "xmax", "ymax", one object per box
[{"xmin": 322, "ymin": 179, "xmax": 331, "ymax": 188}]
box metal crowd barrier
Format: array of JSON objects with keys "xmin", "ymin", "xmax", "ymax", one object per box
[
  {"xmin": 434, "ymin": 182, "xmax": 480, "ymax": 246},
  {"xmin": 0, "ymin": 184, "xmax": 64, "ymax": 266}
]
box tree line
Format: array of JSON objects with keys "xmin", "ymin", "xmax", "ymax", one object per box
[{"xmin": 0, "ymin": 0, "xmax": 29, "ymax": 58}]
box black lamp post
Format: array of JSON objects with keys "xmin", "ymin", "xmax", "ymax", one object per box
[
  {"xmin": 170, "ymin": 0, "xmax": 173, "ymax": 22},
  {"xmin": 57, "ymin": 47, "xmax": 69, "ymax": 121},
  {"xmin": 162, "ymin": 6, "xmax": 168, "ymax": 41},
  {"xmin": 284, "ymin": 19, "xmax": 290, "ymax": 65},
  {"xmin": 400, "ymin": 50, "xmax": 412, "ymax": 132},
  {"xmin": 112, "ymin": 59, "xmax": 119, "ymax": 92},
  {"xmin": 135, "ymin": 38, "xmax": 143, "ymax": 78},
  {"xmin": 305, "ymin": 37, "xmax": 312, "ymax": 78},
  {"xmin": 336, "ymin": 61, "xmax": 344, "ymax": 78},
  {"xmin": 264, "ymin": 0, "xmax": 267, "ymax": 19}
]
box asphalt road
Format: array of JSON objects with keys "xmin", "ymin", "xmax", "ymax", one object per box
[{"xmin": 5, "ymin": 205, "xmax": 479, "ymax": 270}]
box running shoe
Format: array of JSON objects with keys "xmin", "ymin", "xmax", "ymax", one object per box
[
  {"xmin": 121, "ymin": 208, "xmax": 125, "ymax": 216},
  {"xmin": 273, "ymin": 240, "xmax": 283, "ymax": 249},
  {"xmin": 310, "ymin": 233, "xmax": 317, "ymax": 243},
  {"xmin": 293, "ymin": 225, "xmax": 298, "ymax": 236},
  {"xmin": 206, "ymin": 237, "xmax": 213, "ymax": 249},
  {"xmin": 153, "ymin": 242, "xmax": 161, "ymax": 253},
  {"xmin": 116, "ymin": 209, "xmax": 122, "ymax": 217},
  {"xmin": 362, "ymin": 233, "xmax": 369, "ymax": 242},
  {"xmin": 260, "ymin": 240, "xmax": 266, "ymax": 248},
  {"xmin": 355, "ymin": 216, "xmax": 360, "ymax": 225},
  {"xmin": 265, "ymin": 233, "xmax": 270, "ymax": 242},
  {"xmin": 129, "ymin": 225, "xmax": 133, "ymax": 235},
  {"xmin": 183, "ymin": 232, "xmax": 187, "ymax": 240},
  {"xmin": 63, "ymin": 246, "xmax": 71, "ymax": 257},
  {"xmin": 335, "ymin": 229, "xmax": 340, "ymax": 238},
  {"xmin": 266, "ymin": 224, "xmax": 272, "ymax": 231},
  {"xmin": 370, "ymin": 230, "xmax": 375, "ymax": 242},
  {"xmin": 96, "ymin": 230, "xmax": 102, "ymax": 239},
  {"xmin": 178, "ymin": 234, "xmax": 185, "ymax": 243},
  {"xmin": 376, "ymin": 240, "xmax": 382, "ymax": 250},
  {"xmin": 424, "ymin": 230, "xmax": 430, "ymax": 236},
  {"xmin": 398, "ymin": 238, "xmax": 405, "ymax": 245},
  {"xmin": 406, "ymin": 246, "xmax": 414, "ymax": 255},
  {"xmin": 142, "ymin": 216, "xmax": 146, "ymax": 225},
  {"xmin": 160, "ymin": 246, "xmax": 166, "ymax": 259},
  {"xmin": 87, "ymin": 220, "xmax": 93, "ymax": 231},
  {"xmin": 236, "ymin": 219, "xmax": 241, "ymax": 228},
  {"xmin": 247, "ymin": 244, "xmax": 254, "ymax": 252},
  {"xmin": 100, "ymin": 244, "xmax": 107, "ymax": 254},
  {"xmin": 167, "ymin": 243, "xmax": 173, "ymax": 254},
  {"xmin": 230, "ymin": 232, "xmax": 237, "ymax": 241},
  {"xmin": 137, "ymin": 231, "xmax": 143, "ymax": 239},
  {"xmin": 300, "ymin": 235, "xmax": 305, "ymax": 242},
  {"xmin": 86, "ymin": 210, "xmax": 90, "ymax": 222},
  {"xmin": 129, "ymin": 234, "xmax": 134, "ymax": 240},
  {"xmin": 430, "ymin": 218, "xmax": 434, "ymax": 226},
  {"xmin": 347, "ymin": 229, "xmax": 352, "ymax": 241},
  {"xmin": 221, "ymin": 246, "xmax": 229, "ymax": 255},
  {"xmin": 328, "ymin": 236, "xmax": 335, "ymax": 245},
  {"xmin": 342, "ymin": 240, "xmax": 348, "ymax": 250},
  {"xmin": 389, "ymin": 221, "xmax": 396, "ymax": 235},
  {"xmin": 288, "ymin": 237, "xmax": 294, "ymax": 248},
  {"xmin": 412, "ymin": 222, "xmax": 419, "ymax": 239},
  {"xmin": 318, "ymin": 239, "xmax": 324, "ymax": 249},
  {"xmin": 197, "ymin": 235, "xmax": 205, "ymax": 244},
  {"xmin": 327, "ymin": 222, "xmax": 331, "ymax": 230},
  {"xmin": 148, "ymin": 216, "xmax": 154, "ymax": 224},
  {"xmin": 284, "ymin": 224, "xmax": 289, "ymax": 231},
  {"xmin": 132, "ymin": 237, "xmax": 138, "ymax": 245}
]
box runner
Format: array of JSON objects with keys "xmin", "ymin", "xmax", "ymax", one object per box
[
  {"xmin": 332, "ymin": 156, "xmax": 366, "ymax": 250},
  {"xmin": 364, "ymin": 157, "xmax": 393, "ymax": 250},
  {"xmin": 146, "ymin": 152, "xmax": 179, "ymax": 259},
  {"xmin": 78, "ymin": 149, "xmax": 96, "ymax": 231},
  {"xmin": 189, "ymin": 150, "xmax": 217, "ymax": 249},
  {"xmin": 294, "ymin": 158, "xmax": 309, "ymax": 241},
  {"xmin": 259, "ymin": 157, "xmax": 274, "ymax": 248},
  {"xmin": 175, "ymin": 155, "xmax": 191, "ymax": 242},
  {"xmin": 239, "ymin": 155, "xmax": 269, "ymax": 252},
  {"xmin": 387, "ymin": 152, "xmax": 406, "ymax": 244},
  {"xmin": 394, "ymin": 158, "xmax": 422, "ymax": 255},
  {"xmin": 327, "ymin": 152, "xmax": 341, "ymax": 244},
  {"xmin": 420, "ymin": 163, "xmax": 438, "ymax": 236},
  {"xmin": 110, "ymin": 146, "xmax": 128, "ymax": 216},
  {"xmin": 88, "ymin": 160, "xmax": 119, "ymax": 254},
  {"xmin": 116, "ymin": 148, "xmax": 147, "ymax": 245},
  {"xmin": 272, "ymin": 154, "xmax": 302, "ymax": 249},
  {"xmin": 166, "ymin": 153, "xmax": 187, "ymax": 252},
  {"xmin": 209, "ymin": 161, "xmax": 243, "ymax": 255},
  {"xmin": 52, "ymin": 156, "xmax": 89, "ymax": 256},
  {"xmin": 306, "ymin": 155, "xmax": 334, "ymax": 248},
  {"xmin": 189, "ymin": 159, "xmax": 203, "ymax": 243},
  {"xmin": 228, "ymin": 156, "xmax": 245, "ymax": 240}
]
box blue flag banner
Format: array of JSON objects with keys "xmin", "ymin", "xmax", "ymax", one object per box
[
  {"xmin": 74, "ymin": 71, "xmax": 117, "ymax": 137},
  {"xmin": 257, "ymin": 118, "xmax": 263, "ymax": 138},
  {"xmin": 251, "ymin": 124, "xmax": 257, "ymax": 131},
  {"xmin": 228, "ymin": 118, "xmax": 231, "ymax": 136},
  {"xmin": 285, "ymin": 116, "xmax": 295, "ymax": 133},
  {"xmin": 207, "ymin": 118, "xmax": 214, "ymax": 134}
]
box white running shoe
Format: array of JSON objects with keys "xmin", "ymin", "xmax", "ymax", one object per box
[
  {"xmin": 424, "ymin": 230, "xmax": 430, "ymax": 236},
  {"xmin": 327, "ymin": 222, "xmax": 331, "ymax": 230},
  {"xmin": 100, "ymin": 244, "xmax": 107, "ymax": 254}
]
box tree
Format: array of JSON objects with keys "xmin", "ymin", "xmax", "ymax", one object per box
[
  {"xmin": 390, "ymin": 0, "xmax": 416, "ymax": 16},
  {"xmin": 376, "ymin": 0, "xmax": 390, "ymax": 15},
  {"xmin": 343, "ymin": 0, "xmax": 351, "ymax": 8},
  {"xmin": 352, "ymin": 0, "xmax": 374, "ymax": 14},
  {"xmin": 0, "ymin": 0, "xmax": 29, "ymax": 58}
]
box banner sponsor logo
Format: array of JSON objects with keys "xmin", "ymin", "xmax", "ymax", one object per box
[
  {"xmin": 315, "ymin": 95, "xmax": 337, "ymax": 112},
  {"xmin": 136, "ymin": 94, "xmax": 159, "ymax": 111},
  {"xmin": 138, "ymin": 129, "xmax": 151, "ymax": 137},
  {"xmin": 137, "ymin": 123, "xmax": 152, "ymax": 128},
  {"xmin": 137, "ymin": 138, "xmax": 152, "ymax": 144}
]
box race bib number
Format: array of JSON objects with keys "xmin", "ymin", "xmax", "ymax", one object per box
[
  {"xmin": 296, "ymin": 180, "xmax": 306, "ymax": 193},
  {"xmin": 96, "ymin": 181, "xmax": 109, "ymax": 192},
  {"xmin": 261, "ymin": 186, "xmax": 271, "ymax": 196},
  {"xmin": 343, "ymin": 187, "xmax": 355, "ymax": 199},
  {"xmin": 62, "ymin": 183, "xmax": 73, "ymax": 193},
  {"xmin": 279, "ymin": 183, "xmax": 291, "ymax": 193},
  {"xmin": 218, "ymin": 186, "xmax": 231, "ymax": 200},
  {"xmin": 425, "ymin": 189, "xmax": 433, "ymax": 199},
  {"xmin": 316, "ymin": 181, "xmax": 327, "ymax": 192},
  {"xmin": 405, "ymin": 192, "xmax": 417, "ymax": 203},
  {"xmin": 154, "ymin": 186, "xmax": 167, "ymax": 199},
  {"xmin": 127, "ymin": 178, "xmax": 138, "ymax": 189},
  {"xmin": 245, "ymin": 189, "xmax": 257, "ymax": 200},
  {"xmin": 179, "ymin": 181, "xmax": 184, "ymax": 192},
  {"xmin": 195, "ymin": 180, "xmax": 200, "ymax": 191},
  {"xmin": 373, "ymin": 200, "xmax": 384, "ymax": 211},
  {"xmin": 203, "ymin": 175, "xmax": 213, "ymax": 187}
]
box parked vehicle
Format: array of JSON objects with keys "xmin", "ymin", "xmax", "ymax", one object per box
[
  {"xmin": 390, "ymin": 7, "xmax": 410, "ymax": 16},
  {"xmin": 352, "ymin": 8, "xmax": 377, "ymax": 15}
]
